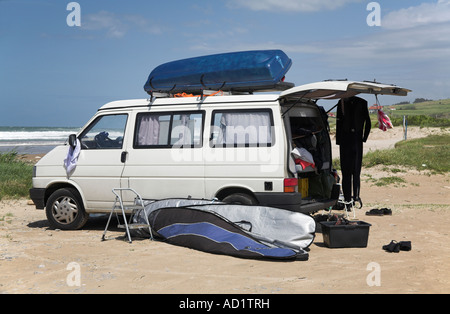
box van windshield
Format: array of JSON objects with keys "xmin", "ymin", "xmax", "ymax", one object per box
[{"xmin": 80, "ymin": 114, "xmax": 128, "ymax": 149}]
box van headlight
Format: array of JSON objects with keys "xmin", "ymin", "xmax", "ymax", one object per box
[{"xmin": 33, "ymin": 166, "xmax": 37, "ymax": 178}]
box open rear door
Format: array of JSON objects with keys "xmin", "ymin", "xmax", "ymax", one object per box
[
  {"xmin": 278, "ymin": 80, "xmax": 411, "ymax": 213},
  {"xmin": 280, "ymin": 80, "xmax": 411, "ymax": 101}
]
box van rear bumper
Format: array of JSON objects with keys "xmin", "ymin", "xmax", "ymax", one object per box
[
  {"xmin": 254, "ymin": 192, "xmax": 337, "ymax": 214},
  {"xmin": 29, "ymin": 188, "xmax": 46, "ymax": 209}
]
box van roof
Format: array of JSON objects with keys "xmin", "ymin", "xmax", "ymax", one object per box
[
  {"xmin": 98, "ymin": 80, "xmax": 411, "ymax": 111},
  {"xmin": 98, "ymin": 94, "xmax": 281, "ymax": 111}
]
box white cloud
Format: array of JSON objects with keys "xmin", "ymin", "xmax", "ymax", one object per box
[
  {"xmin": 82, "ymin": 11, "xmax": 127, "ymax": 38},
  {"xmin": 227, "ymin": 0, "xmax": 363, "ymax": 12},
  {"xmin": 382, "ymin": 0, "xmax": 450, "ymax": 29},
  {"xmin": 82, "ymin": 11, "xmax": 161, "ymax": 39}
]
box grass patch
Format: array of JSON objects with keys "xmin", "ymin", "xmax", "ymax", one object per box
[
  {"xmin": 362, "ymin": 174, "xmax": 407, "ymax": 187},
  {"xmin": 0, "ymin": 151, "xmax": 34, "ymax": 200},
  {"xmin": 374, "ymin": 176, "xmax": 406, "ymax": 187},
  {"xmin": 390, "ymin": 115, "xmax": 450, "ymax": 128},
  {"xmin": 362, "ymin": 134, "xmax": 450, "ymax": 173},
  {"xmin": 391, "ymin": 98, "xmax": 450, "ymax": 119},
  {"xmin": 0, "ymin": 213, "xmax": 14, "ymax": 224}
]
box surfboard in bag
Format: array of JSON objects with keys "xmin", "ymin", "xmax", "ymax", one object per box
[
  {"xmin": 144, "ymin": 50, "xmax": 294, "ymax": 95},
  {"xmin": 148, "ymin": 206, "xmax": 308, "ymax": 261}
]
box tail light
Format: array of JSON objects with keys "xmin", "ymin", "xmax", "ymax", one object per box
[{"xmin": 284, "ymin": 178, "xmax": 298, "ymax": 193}]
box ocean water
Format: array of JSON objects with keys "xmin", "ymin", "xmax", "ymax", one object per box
[{"xmin": 0, "ymin": 126, "xmax": 81, "ymax": 155}]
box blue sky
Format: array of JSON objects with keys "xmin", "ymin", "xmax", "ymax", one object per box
[{"xmin": 1, "ymin": 0, "xmax": 450, "ymax": 127}]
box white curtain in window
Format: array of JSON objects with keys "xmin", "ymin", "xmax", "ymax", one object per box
[
  {"xmin": 220, "ymin": 112, "xmax": 271, "ymax": 145},
  {"xmin": 172, "ymin": 114, "xmax": 191, "ymax": 146},
  {"xmin": 138, "ymin": 115, "xmax": 160, "ymax": 145}
]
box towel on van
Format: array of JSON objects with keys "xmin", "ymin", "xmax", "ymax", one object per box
[
  {"xmin": 291, "ymin": 147, "xmax": 315, "ymax": 170},
  {"xmin": 377, "ymin": 109, "xmax": 393, "ymax": 131},
  {"xmin": 64, "ymin": 138, "xmax": 80, "ymax": 176}
]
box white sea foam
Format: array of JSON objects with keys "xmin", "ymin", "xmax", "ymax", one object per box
[
  {"xmin": 0, "ymin": 131, "xmax": 74, "ymax": 141},
  {"xmin": 0, "ymin": 127, "xmax": 80, "ymax": 153}
]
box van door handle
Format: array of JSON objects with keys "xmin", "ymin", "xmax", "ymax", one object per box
[{"xmin": 121, "ymin": 151, "xmax": 128, "ymax": 163}]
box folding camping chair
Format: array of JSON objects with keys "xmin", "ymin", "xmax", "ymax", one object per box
[{"xmin": 101, "ymin": 188, "xmax": 153, "ymax": 243}]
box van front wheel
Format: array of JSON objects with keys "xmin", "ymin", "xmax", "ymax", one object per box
[
  {"xmin": 222, "ymin": 193, "xmax": 257, "ymax": 206},
  {"xmin": 46, "ymin": 188, "xmax": 89, "ymax": 230}
]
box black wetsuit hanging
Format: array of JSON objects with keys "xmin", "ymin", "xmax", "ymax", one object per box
[{"xmin": 336, "ymin": 96, "xmax": 371, "ymax": 205}]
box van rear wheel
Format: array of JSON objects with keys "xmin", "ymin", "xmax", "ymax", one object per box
[
  {"xmin": 222, "ymin": 193, "xmax": 257, "ymax": 205},
  {"xmin": 46, "ymin": 188, "xmax": 89, "ymax": 230}
]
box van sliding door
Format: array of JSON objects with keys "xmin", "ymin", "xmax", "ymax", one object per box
[{"xmin": 122, "ymin": 111, "xmax": 205, "ymax": 200}]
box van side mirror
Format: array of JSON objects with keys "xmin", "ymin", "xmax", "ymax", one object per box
[{"xmin": 68, "ymin": 134, "xmax": 77, "ymax": 149}]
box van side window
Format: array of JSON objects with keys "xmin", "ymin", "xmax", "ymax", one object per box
[
  {"xmin": 210, "ymin": 110, "xmax": 274, "ymax": 147},
  {"xmin": 80, "ymin": 114, "xmax": 128, "ymax": 149},
  {"xmin": 135, "ymin": 113, "xmax": 171, "ymax": 146},
  {"xmin": 170, "ymin": 113, "xmax": 203, "ymax": 147},
  {"xmin": 134, "ymin": 112, "xmax": 204, "ymax": 148}
]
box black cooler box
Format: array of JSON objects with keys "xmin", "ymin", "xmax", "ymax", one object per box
[{"xmin": 320, "ymin": 221, "xmax": 371, "ymax": 248}]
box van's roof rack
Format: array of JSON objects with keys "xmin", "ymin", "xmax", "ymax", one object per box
[{"xmin": 147, "ymin": 81, "xmax": 295, "ymax": 101}]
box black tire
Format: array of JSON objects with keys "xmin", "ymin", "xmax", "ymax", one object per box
[
  {"xmin": 222, "ymin": 193, "xmax": 258, "ymax": 205},
  {"xmin": 45, "ymin": 188, "xmax": 89, "ymax": 230}
]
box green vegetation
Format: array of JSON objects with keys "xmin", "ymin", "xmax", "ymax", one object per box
[
  {"xmin": 389, "ymin": 115, "xmax": 450, "ymax": 128},
  {"xmin": 387, "ymin": 98, "xmax": 450, "ymax": 127},
  {"xmin": 391, "ymin": 98, "xmax": 450, "ymax": 119},
  {"xmin": 362, "ymin": 173, "xmax": 407, "ymax": 187},
  {"xmin": 0, "ymin": 212, "xmax": 14, "ymax": 224},
  {"xmin": 333, "ymin": 134, "xmax": 449, "ymax": 175},
  {"xmin": 362, "ymin": 134, "xmax": 450, "ymax": 173},
  {"xmin": 0, "ymin": 151, "xmax": 34, "ymax": 200}
]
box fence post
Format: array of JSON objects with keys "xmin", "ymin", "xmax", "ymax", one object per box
[{"xmin": 403, "ymin": 115, "xmax": 408, "ymax": 140}]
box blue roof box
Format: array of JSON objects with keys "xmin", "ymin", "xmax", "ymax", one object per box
[{"xmin": 144, "ymin": 50, "xmax": 293, "ymax": 95}]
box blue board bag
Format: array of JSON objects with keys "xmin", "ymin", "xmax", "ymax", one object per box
[
  {"xmin": 148, "ymin": 206, "xmax": 308, "ymax": 261},
  {"xmin": 144, "ymin": 50, "xmax": 293, "ymax": 94}
]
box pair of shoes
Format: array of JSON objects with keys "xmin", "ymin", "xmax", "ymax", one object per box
[
  {"xmin": 366, "ymin": 208, "xmax": 392, "ymax": 216},
  {"xmin": 382, "ymin": 240, "xmax": 412, "ymax": 253}
]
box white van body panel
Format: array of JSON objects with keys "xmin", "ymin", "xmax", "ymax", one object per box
[
  {"xmin": 121, "ymin": 98, "xmax": 287, "ymax": 205},
  {"xmin": 32, "ymin": 94, "xmax": 295, "ymax": 213}
]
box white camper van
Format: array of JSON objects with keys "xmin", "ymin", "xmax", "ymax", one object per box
[{"xmin": 29, "ymin": 80, "xmax": 410, "ymax": 230}]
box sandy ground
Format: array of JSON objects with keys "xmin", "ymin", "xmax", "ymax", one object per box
[{"xmin": 1, "ymin": 127, "xmax": 449, "ymax": 294}]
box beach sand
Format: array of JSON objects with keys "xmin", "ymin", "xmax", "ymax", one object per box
[{"xmin": 1, "ymin": 127, "xmax": 449, "ymax": 294}]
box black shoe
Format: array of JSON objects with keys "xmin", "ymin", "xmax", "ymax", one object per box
[
  {"xmin": 383, "ymin": 240, "xmax": 400, "ymax": 253},
  {"xmin": 399, "ymin": 241, "xmax": 411, "ymax": 251},
  {"xmin": 381, "ymin": 208, "xmax": 392, "ymax": 215},
  {"xmin": 366, "ymin": 208, "xmax": 384, "ymax": 216}
]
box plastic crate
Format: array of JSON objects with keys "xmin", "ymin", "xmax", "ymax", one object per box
[{"xmin": 320, "ymin": 221, "xmax": 371, "ymax": 248}]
